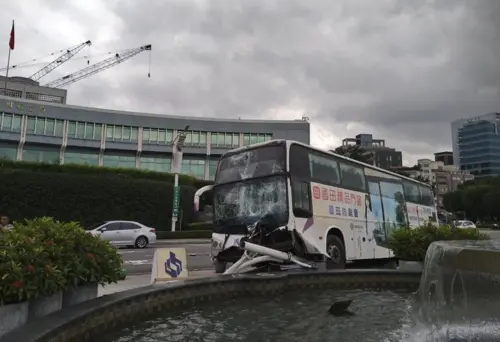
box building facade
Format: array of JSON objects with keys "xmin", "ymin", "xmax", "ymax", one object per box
[
  {"xmin": 433, "ymin": 169, "xmax": 474, "ymax": 206},
  {"xmin": 0, "ymin": 76, "xmax": 67, "ymax": 104},
  {"xmin": 0, "ymin": 95, "xmax": 310, "ymax": 180},
  {"xmin": 434, "ymin": 151, "xmax": 453, "ymax": 166},
  {"xmin": 451, "ymin": 113, "xmax": 500, "ymax": 177},
  {"xmin": 392, "ymin": 158, "xmax": 474, "ymax": 207},
  {"xmin": 417, "ymin": 159, "xmax": 473, "ymax": 207},
  {"xmin": 341, "ymin": 133, "xmax": 402, "ymax": 170}
]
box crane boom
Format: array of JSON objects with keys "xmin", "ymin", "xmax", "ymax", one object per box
[
  {"xmin": 29, "ymin": 40, "xmax": 92, "ymax": 81},
  {"xmin": 43, "ymin": 44, "xmax": 152, "ymax": 88}
]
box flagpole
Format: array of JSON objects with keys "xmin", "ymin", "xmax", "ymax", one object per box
[
  {"xmin": 3, "ymin": 19, "xmax": 14, "ymax": 96},
  {"xmin": 3, "ymin": 46, "xmax": 11, "ymax": 95}
]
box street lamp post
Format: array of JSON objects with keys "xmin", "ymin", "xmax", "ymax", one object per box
[{"xmin": 171, "ymin": 125, "xmax": 189, "ymax": 232}]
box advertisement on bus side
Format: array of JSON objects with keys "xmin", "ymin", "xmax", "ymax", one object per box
[{"xmin": 309, "ymin": 182, "xmax": 435, "ymax": 248}]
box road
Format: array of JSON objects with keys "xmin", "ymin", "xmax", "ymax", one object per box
[
  {"xmin": 121, "ymin": 230, "xmax": 500, "ymax": 275},
  {"xmin": 482, "ymin": 229, "xmax": 500, "ymax": 240},
  {"xmin": 120, "ymin": 242, "xmax": 212, "ymax": 275}
]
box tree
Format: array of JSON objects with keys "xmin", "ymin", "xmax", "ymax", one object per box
[
  {"xmin": 442, "ymin": 177, "xmax": 500, "ymax": 222},
  {"xmin": 332, "ymin": 145, "xmax": 373, "ymax": 164}
]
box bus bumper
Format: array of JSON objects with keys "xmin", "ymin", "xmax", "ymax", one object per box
[{"xmin": 210, "ymin": 233, "xmax": 246, "ymax": 262}]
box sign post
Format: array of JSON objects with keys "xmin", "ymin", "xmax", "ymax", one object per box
[
  {"xmin": 172, "ymin": 185, "xmax": 180, "ymax": 219},
  {"xmin": 170, "ymin": 126, "xmax": 189, "ymax": 232}
]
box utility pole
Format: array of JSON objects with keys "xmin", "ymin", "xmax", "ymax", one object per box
[{"xmin": 171, "ymin": 125, "xmax": 190, "ymax": 232}]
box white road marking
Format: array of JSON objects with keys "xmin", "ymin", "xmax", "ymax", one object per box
[
  {"xmin": 119, "ymin": 250, "xmax": 138, "ymax": 254},
  {"xmin": 124, "ymin": 260, "xmax": 152, "ymax": 266}
]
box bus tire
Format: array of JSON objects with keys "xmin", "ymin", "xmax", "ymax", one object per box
[
  {"xmin": 326, "ymin": 235, "xmax": 346, "ymax": 269},
  {"xmin": 214, "ymin": 259, "xmax": 227, "ymax": 274}
]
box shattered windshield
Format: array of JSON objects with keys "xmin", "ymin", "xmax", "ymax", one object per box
[
  {"xmin": 213, "ymin": 175, "xmax": 288, "ymax": 227},
  {"xmin": 215, "ymin": 145, "xmax": 285, "ymax": 184}
]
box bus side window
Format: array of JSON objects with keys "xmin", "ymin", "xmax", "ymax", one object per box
[{"xmin": 291, "ymin": 180, "xmax": 312, "ymax": 218}]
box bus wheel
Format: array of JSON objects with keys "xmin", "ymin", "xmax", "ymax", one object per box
[
  {"xmin": 214, "ymin": 259, "xmax": 227, "ymax": 274},
  {"xmin": 326, "ymin": 235, "xmax": 346, "ymax": 269}
]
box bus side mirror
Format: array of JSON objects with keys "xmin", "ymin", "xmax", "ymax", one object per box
[{"xmin": 294, "ymin": 207, "xmax": 313, "ymax": 218}]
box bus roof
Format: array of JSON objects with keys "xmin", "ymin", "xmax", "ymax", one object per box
[{"xmin": 222, "ymin": 139, "xmax": 432, "ymax": 188}]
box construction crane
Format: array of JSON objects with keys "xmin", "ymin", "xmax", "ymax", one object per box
[
  {"xmin": 0, "ymin": 41, "xmax": 92, "ymax": 74},
  {"xmin": 43, "ymin": 44, "xmax": 152, "ymax": 88},
  {"xmin": 29, "ymin": 40, "xmax": 92, "ymax": 81}
]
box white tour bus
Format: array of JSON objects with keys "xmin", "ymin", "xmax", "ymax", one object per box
[{"xmin": 194, "ymin": 139, "xmax": 437, "ymax": 274}]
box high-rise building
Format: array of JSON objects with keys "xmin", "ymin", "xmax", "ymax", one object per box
[
  {"xmin": 340, "ymin": 133, "xmax": 402, "ymax": 170},
  {"xmin": 434, "ymin": 151, "xmax": 453, "ymax": 166},
  {"xmin": 451, "ymin": 113, "xmax": 500, "ymax": 178}
]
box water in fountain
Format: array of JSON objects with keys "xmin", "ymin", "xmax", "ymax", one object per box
[
  {"xmin": 102, "ymin": 288, "xmax": 413, "ymax": 342},
  {"xmin": 400, "ymin": 239, "xmax": 500, "ymax": 341},
  {"xmin": 101, "ymin": 240, "xmax": 500, "ymax": 342}
]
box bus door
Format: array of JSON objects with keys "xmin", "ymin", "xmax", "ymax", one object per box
[
  {"xmin": 365, "ymin": 178, "xmax": 386, "ymax": 258},
  {"xmin": 349, "ymin": 222, "xmax": 367, "ymax": 259}
]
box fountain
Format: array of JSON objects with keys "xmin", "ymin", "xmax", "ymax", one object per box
[
  {"xmin": 98, "ymin": 240, "xmax": 500, "ymax": 342},
  {"xmin": 405, "ymin": 239, "xmax": 500, "ymax": 341},
  {"xmin": 3, "ymin": 240, "xmax": 500, "ymax": 342}
]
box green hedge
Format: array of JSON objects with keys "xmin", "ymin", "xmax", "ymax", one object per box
[
  {"xmin": 0, "ymin": 159, "xmax": 214, "ymax": 190},
  {"xmin": 0, "ymin": 169, "xmax": 198, "ymax": 230},
  {"xmin": 479, "ymin": 223, "xmax": 499, "ymax": 229},
  {"xmin": 156, "ymin": 230, "xmax": 212, "ymax": 239},
  {"xmin": 183, "ymin": 222, "xmax": 213, "ymax": 231},
  {"xmin": 388, "ymin": 223, "xmax": 489, "ymax": 262}
]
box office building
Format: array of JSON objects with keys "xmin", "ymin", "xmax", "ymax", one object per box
[
  {"xmin": 0, "ymin": 76, "xmax": 67, "ymax": 104},
  {"xmin": 340, "ymin": 133, "xmax": 402, "ymax": 170},
  {"xmin": 418, "ymin": 158, "xmax": 474, "ymax": 207},
  {"xmin": 451, "ymin": 113, "xmax": 500, "ymax": 178},
  {"xmin": 393, "ymin": 159, "xmax": 474, "ymax": 207},
  {"xmin": 0, "ymin": 95, "xmax": 310, "ymax": 180},
  {"xmin": 434, "ymin": 151, "xmax": 453, "ymax": 166}
]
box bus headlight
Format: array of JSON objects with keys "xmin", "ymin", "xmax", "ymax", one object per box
[{"xmin": 210, "ymin": 239, "xmax": 222, "ymax": 257}]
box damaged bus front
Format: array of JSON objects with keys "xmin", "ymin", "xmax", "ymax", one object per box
[{"xmin": 194, "ymin": 141, "xmax": 288, "ymax": 273}]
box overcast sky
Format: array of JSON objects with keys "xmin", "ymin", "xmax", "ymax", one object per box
[{"xmin": 1, "ymin": 0, "xmax": 499, "ymax": 165}]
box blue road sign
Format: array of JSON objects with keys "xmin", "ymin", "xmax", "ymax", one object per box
[{"xmin": 164, "ymin": 251, "xmax": 183, "ymax": 278}]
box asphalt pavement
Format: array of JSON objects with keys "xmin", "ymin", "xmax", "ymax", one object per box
[
  {"xmin": 120, "ymin": 241, "xmax": 212, "ymax": 275},
  {"xmin": 482, "ymin": 228, "xmax": 500, "ymax": 240},
  {"xmin": 120, "ymin": 230, "xmax": 500, "ymax": 275}
]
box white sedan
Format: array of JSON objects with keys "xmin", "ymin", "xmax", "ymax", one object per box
[
  {"xmin": 455, "ymin": 220, "xmax": 477, "ymax": 229},
  {"xmin": 86, "ymin": 220, "xmax": 157, "ymax": 248}
]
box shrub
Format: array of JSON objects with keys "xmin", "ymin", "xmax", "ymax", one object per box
[
  {"xmin": 0, "ymin": 234, "xmax": 66, "ymax": 305},
  {"xmin": 0, "ymin": 169, "xmax": 198, "ymax": 229},
  {"xmin": 481, "ymin": 223, "xmax": 500, "ymax": 230},
  {"xmin": 0, "ymin": 159, "xmax": 198, "ymax": 185},
  {"xmin": 184, "ymin": 222, "xmax": 213, "ymax": 231},
  {"xmin": 388, "ymin": 223, "xmax": 490, "ymax": 262},
  {"xmin": 0, "ymin": 217, "xmax": 124, "ymax": 305}
]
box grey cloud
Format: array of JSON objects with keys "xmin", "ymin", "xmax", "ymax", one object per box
[{"xmin": 2, "ymin": 0, "xmax": 500, "ymax": 161}]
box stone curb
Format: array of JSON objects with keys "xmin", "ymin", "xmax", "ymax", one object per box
[{"xmin": 0, "ymin": 269, "xmax": 422, "ymax": 342}]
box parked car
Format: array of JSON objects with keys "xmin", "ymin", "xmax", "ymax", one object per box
[
  {"xmin": 86, "ymin": 220, "xmax": 156, "ymax": 248},
  {"xmin": 455, "ymin": 220, "xmax": 477, "ymax": 230}
]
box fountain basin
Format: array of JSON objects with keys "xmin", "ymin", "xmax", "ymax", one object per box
[
  {"xmin": 102, "ymin": 288, "xmax": 413, "ymax": 342},
  {"xmin": 0, "ymin": 270, "xmax": 421, "ymax": 342}
]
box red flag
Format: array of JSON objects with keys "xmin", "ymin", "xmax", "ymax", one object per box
[{"xmin": 9, "ymin": 21, "xmax": 14, "ymax": 50}]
